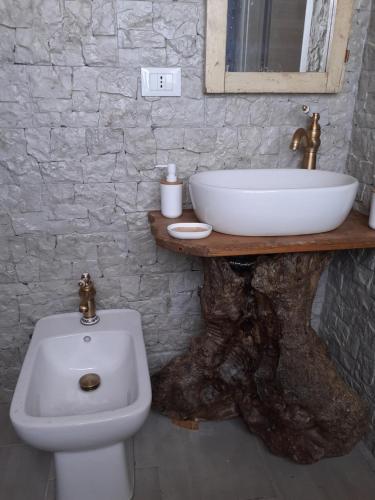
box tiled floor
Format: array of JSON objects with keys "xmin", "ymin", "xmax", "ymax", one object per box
[{"xmin": 1, "ymin": 404, "xmax": 375, "ymax": 500}]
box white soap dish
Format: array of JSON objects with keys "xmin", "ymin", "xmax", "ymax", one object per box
[{"xmin": 167, "ymin": 222, "xmax": 212, "ymax": 240}]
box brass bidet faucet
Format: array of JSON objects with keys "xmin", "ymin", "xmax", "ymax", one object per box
[
  {"xmin": 290, "ymin": 105, "xmax": 321, "ymax": 170},
  {"xmin": 78, "ymin": 272, "xmax": 100, "ymax": 326}
]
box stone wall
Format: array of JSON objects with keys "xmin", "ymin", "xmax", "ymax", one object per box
[
  {"xmin": 0, "ymin": 0, "xmax": 370, "ymax": 401},
  {"xmin": 320, "ymin": 0, "xmax": 375, "ymax": 455},
  {"xmin": 307, "ymin": 0, "xmax": 332, "ymax": 72}
]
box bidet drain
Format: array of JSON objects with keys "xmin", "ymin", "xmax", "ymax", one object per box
[{"xmin": 79, "ymin": 373, "xmax": 101, "ymax": 392}]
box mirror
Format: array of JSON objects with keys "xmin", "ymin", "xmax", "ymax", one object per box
[
  {"xmin": 206, "ymin": 0, "xmax": 353, "ymax": 93},
  {"xmin": 226, "ymin": 0, "xmax": 336, "ymax": 73}
]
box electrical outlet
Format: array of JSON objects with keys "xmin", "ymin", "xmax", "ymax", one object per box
[{"xmin": 141, "ymin": 67, "xmax": 181, "ymax": 97}]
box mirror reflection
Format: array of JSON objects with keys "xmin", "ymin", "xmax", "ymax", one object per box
[{"xmin": 226, "ymin": 0, "xmax": 336, "ymax": 73}]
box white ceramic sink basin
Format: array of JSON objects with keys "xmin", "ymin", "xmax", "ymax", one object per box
[{"xmin": 189, "ymin": 169, "xmax": 358, "ymax": 236}]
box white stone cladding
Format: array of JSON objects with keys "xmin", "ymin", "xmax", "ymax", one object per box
[
  {"xmin": 320, "ymin": 0, "xmax": 375, "ymax": 457},
  {"xmin": 0, "ymin": 0, "xmax": 371, "ymax": 402}
]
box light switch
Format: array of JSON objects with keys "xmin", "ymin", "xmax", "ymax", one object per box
[{"xmin": 141, "ymin": 67, "xmax": 181, "ymax": 97}]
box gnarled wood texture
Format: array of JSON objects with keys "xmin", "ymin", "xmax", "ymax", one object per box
[{"xmin": 152, "ymin": 252, "xmax": 369, "ymax": 464}]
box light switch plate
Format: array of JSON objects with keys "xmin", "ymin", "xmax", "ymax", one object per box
[{"xmin": 141, "ymin": 67, "xmax": 181, "ymax": 97}]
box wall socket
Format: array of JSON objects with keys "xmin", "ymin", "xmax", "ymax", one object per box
[
  {"xmin": 141, "ymin": 67, "xmax": 181, "ymax": 97},
  {"xmin": 154, "ymin": 73, "xmax": 173, "ymax": 91}
]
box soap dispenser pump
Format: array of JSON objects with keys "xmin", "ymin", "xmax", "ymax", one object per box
[{"xmin": 156, "ymin": 163, "xmax": 183, "ymax": 218}]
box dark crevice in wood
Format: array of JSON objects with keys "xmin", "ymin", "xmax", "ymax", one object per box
[{"xmin": 152, "ymin": 252, "xmax": 369, "ymax": 464}]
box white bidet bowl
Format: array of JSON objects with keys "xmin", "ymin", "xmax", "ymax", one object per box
[{"xmin": 10, "ymin": 309, "xmax": 151, "ymax": 500}]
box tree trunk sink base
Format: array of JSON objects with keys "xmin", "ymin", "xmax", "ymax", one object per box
[{"xmin": 152, "ymin": 252, "xmax": 369, "ymax": 464}]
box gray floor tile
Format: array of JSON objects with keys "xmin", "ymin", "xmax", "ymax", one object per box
[
  {"xmin": 136, "ymin": 413, "xmax": 278, "ymax": 500},
  {"xmin": 307, "ymin": 445, "xmax": 375, "ymax": 500},
  {"xmin": 254, "ymin": 435, "xmax": 375, "ymax": 500},
  {"xmin": 134, "ymin": 409, "xmax": 173, "ymax": 469},
  {"xmin": 0, "ymin": 445, "xmax": 51, "ymax": 500},
  {"xmin": 135, "ymin": 413, "xmax": 203, "ymax": 499},
  {"xmin": 1, "ymin": 410, "xmax": 375, "ymax": 500},
  {"xmin": 135, "ymin": 412, "xmax": 375, "ymax": 500},
  {"xmin": 358, "ymin": 442, "xmax": 375, "ymax": 473},
  {"xmin": 134, "ymin": 467, "xmax": 162, "ymax": 500},
  {"xmin": 183, "ymin": 419, "xmax": 278, "ymax": 500},
  {"xmin": 0, "ymin": 404, "xmax": 21, "ymax": 446},
  {"xmin": 255, "ymin": 438, "xmax": 333, "ymax": 500}
]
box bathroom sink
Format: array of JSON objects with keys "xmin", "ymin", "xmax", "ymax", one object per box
[{"xmin": 189, "ymin": 169, "xmax": 358, "ymax": 236}]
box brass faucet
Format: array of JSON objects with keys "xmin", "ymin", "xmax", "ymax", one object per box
[
  {"xmin": 290, "ymin": 105, "xmax": 321, "ymax": 170},
  {"xmin": 78, "ymin": 273, "xmax": 100, "ymax": 326}
]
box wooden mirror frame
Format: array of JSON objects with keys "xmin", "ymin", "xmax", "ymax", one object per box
[{"xmin": 205, "ymin": 0, "xmax": 353, "ymax": 94}]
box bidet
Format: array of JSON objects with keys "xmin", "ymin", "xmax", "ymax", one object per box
[{"xmin": 10, "ymin": 309, "xmax": 151, "ymax": 500}]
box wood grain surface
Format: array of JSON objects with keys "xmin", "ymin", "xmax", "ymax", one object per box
[{"xmin": 148, "ymin": 210, "xmax": 375, "ymax": 257}]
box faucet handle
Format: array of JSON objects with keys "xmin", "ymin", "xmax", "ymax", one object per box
[
  {"xmin": 79, "ymin": 272, "xmax": 92, "ymax": 287},
  {"xmin": 302, "ymin": 105, "xmax": 320, "ymax": 121},
  {"xmin": 302, "ymin": 105, "xmax": 312, "ymax": 117}
]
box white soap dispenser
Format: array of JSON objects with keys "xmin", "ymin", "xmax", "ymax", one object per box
[{"xmin": 156, "ymin": 163, "xmax": 183, "ymax": 218}]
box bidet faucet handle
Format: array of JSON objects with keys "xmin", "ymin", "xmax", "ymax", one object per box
[{"xmin": 79, "ymin": 272, "xmax": 91, "ymax": 287}]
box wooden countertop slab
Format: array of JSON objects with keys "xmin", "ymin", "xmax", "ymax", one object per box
[{"xmin": 148, "ymin": 210, "xmax": 375, "ymax": 257}]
